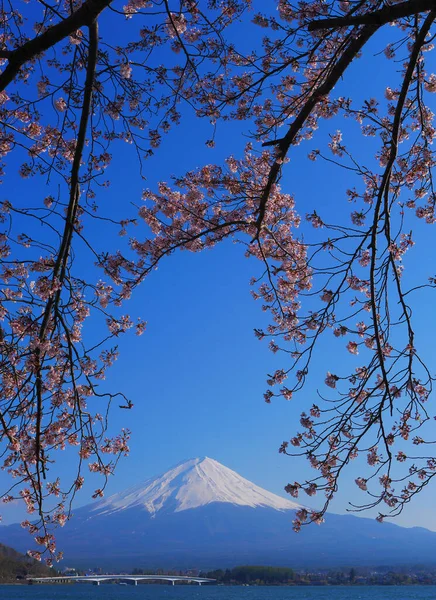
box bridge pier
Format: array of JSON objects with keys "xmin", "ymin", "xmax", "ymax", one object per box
[{"xmin": 93, "ymin": 581, "xmax": 101, "ymax": 586}]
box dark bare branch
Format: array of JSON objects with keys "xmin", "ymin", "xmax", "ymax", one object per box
[
  {"xmin": 308, "ymin": 0, "xmax": 436, "ymax": 31},
  {"xmin": 0, "ymin": 0, "xmax": 110, "ymax": 92}
]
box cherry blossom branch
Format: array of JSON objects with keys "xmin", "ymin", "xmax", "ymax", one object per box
[
  {"xmin": 31, "ymin": 20, "xmax": 98, "ymax": 536},
  {"xmin": 256, "ymin": 23, "xmax": 380, "ymax": 237},
  {"xmin": 369, "ymin": 10, "xmax": 435, "ymax": 416}
]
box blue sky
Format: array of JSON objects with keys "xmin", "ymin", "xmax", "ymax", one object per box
[{"xmin": 1, "ymin": 7, "xmax": 436, "ymax": 535}]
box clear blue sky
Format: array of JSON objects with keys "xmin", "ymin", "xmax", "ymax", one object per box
[{"xmin": 1, "ymin": 9, "xmax": 436, "ymax": 535}]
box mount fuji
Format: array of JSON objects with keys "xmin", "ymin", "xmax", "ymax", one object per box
[
  {"xmin": 87, "ymin": 456, "xmax": 301, "ymax": 517},
  {"xmin": 2, "ymin": 457, "xmax": 436, "ymax": 569}
]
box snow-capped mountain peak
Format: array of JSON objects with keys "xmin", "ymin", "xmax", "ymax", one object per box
[{"xmin": 88, "ymin": 457, "xmax": 302, "ymax": 517}]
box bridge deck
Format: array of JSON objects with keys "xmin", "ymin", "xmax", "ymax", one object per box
[{"xmin": 28, "ymin": 575, "xmax": 216, "ymax": 586}]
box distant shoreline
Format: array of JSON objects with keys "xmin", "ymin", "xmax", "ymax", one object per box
[{"xmin": 5, "ymin": 581, "xmax": 436, "ymax": 587}]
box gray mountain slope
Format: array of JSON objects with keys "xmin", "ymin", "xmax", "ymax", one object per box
[{"xmin": 1, "ymin": 457, "xmax": 435, "ymax": 569}]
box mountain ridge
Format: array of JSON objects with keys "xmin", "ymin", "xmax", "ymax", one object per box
[{"xmin": 1, "ymin": 457, "xmax": 436, "ymax": 570}]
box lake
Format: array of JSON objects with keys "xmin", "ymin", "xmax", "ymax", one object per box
[{"xmin": 2, "ymin": 585, "xmax": 436, "ymax": 600}]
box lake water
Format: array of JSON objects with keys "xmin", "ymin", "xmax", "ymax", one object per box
[{"xmin": 2, "ymin": 585, "xmax": 436, "ymax": 600}]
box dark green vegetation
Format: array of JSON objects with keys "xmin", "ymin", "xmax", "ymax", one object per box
[
  {"xmin": 204, "ymin": 566, "xmax": 295, "ymax": 584},
  {"xmin": 0, "ymin": 543, "xmax": 53, "ymax": 583},
  {"xmin": 202, "ymin": 565, "xmax": 436, "ymax": 586}
]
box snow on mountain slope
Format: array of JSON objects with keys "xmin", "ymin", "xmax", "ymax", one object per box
[{"xmin": 88, "ymin": 457, "xmax": 302, "ymax": 517}]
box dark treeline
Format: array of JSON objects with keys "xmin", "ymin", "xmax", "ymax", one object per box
[
  {"xmin": 204, "ymin": 566, "xmax": 295, "ymax": 584},
  {"xmin": 0, "ymin": 543, "xmax": 54, "ymax": 583},
  {"xmin": 201, "ymin": 565, "xmax": 436, "ymax": 586}
]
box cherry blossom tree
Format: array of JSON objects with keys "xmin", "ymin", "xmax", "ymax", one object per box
[{"xmin": 1, "ymin": 0, "xmax": 436, "ymax": 562}]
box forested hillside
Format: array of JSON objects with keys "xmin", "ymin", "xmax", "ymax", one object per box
[{"xmin": 0, "ymin": 543, "xmax": 53, "ymax": 583}]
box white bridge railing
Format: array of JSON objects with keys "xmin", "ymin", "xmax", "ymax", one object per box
[{"xmin": 28, "ymin": 574, "xmax": 216, "ymax": 586}]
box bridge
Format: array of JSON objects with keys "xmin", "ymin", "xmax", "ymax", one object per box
[{"xmin": 28, "ymin": 574, "xmax": 216, "ymax": 586}]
